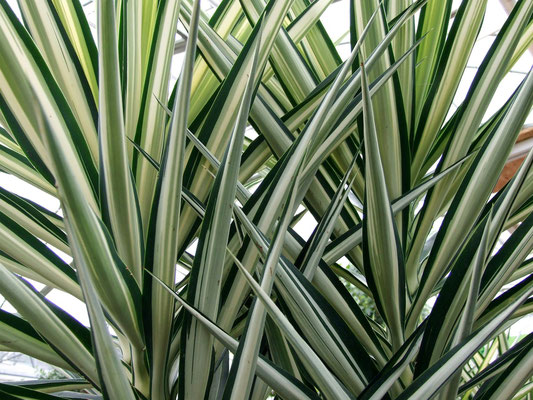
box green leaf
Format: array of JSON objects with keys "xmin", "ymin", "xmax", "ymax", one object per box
[
  {"xmin": 12, "ymin": 378, "xmax": 90, "ymax": 394},
  {"xmin": 229, "ymin": 251, "xmax": 354, "ymax": 400},
  {"xmin": 414, "ymin": 217, "xmax": 484, "ymax": 373},
  {"xmin": 457, "ymin": 333, "xmax": 533, "ymax": 395},
  {"xmin": 477, "ymin": 212, "xmax": 533, "ymax": 318},
  {"xmin": 0, "ymin": 383, "xmax": 67, "ymax": 400},
  {"xmin": 73, "ymin": 239, "xmax": 137, "ymax": 400},
  {"xmin": 0, "ymin": 210, "xmax": 79, "ymax": 298},
  {"xmin": 123, "ymin": 0, "xmax": 144, "ymax": 149},
  {"xmin": 49, "ymin": 0, "xmax": 98, "ymax": 101},
  {"xmin": 408, "ymin": 68, "xmax": 533, "ymax": 332},
  {"xmin": 398, "ymin": 279, "xmax": 533, "ymax": 400},
  {"xmin": 0, "ymin": 0, "xmax": 99, "ymax": 206},
  {"xmin": 225, "ymin": 166, "xmax": 300, "ymax": 400},
  {"xmin": 413, "ymin": 0, "xmax": 452, "ymax": 120},
  {"xmin": 133, "ymin": 0, "xmax": 183, "ymax": 228},
  {"xmin": 0, "ymin": 265, "xmax": 98, "ymax": 385},
  {"xmin": 18, "ymin": 0, "xmax": 98, "ymax": 162},
  {"xmin": 0, "ymin": 143, "xmax": 56, "ymax": 198},
  {"xmin": 411, "ymin": 0, "xmax": 488, "ymax": 178},
  {"xmin": 351, "ymin": 0, "xmax": 404, "ymax": 201},
  {"xmin": 33, "ymin": 92, "xmax": 145, "ymax": 352},
  {"xmin": 299, "ymin": 155, "xmax": 358, "ymax": 280},
  {"xmin": 0, "ymin": 309, "xmax": 72, "ymax": 370},
  {"xmin": 148, "ymin": 270, "xmax": 321, "ymax": 400},
  {"xmin": 361, "ymin": 63, "xmax": 405, "ymax": 350},
  {"xmin": 408, "ymin": 1, "xmax": 533, "ymax": 291},
  {"xmin": 145, "ymin": 0, "xmax": 201, "ymax": 396},
  {"xmin": 97, "ymin": 0, "xmax": 144, "ymax": 285},
  {"xmin": 359, "ymin": 324, "xmax": 425, "ymax": 400},
  {"xmin": 238, "ymin": 0, "xmax": 317, "ymax": 104},
  {"xmin": 232, "ymin": 207, "xmax": 379, "ymax": 395},
  {"xmin": 179, "ymin": 1, "xmax": 259, "ymax": 398},
  {"xmin": 473, "ymin": 338, "xmax": 533, "ymax": 400},
  {"xmin": 0, "ymin": 186, "xmax": 68, "ymax": 254}
]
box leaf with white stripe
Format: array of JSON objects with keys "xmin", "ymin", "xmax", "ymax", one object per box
[
  {"xmin": 0, "ymin": 265, "xmax": 98, "ymax": 385},
  {"xmin": 34, "ymin": 95, "xmax": 144, "ymax": 353},
  {"xmin": 97, "ymin": 0, "xmax": 144, "ymax": 286},
  {"xmin": 361, "ymin": 63, "xmax": 405, "ymax": 351},
  {"xmin": 230, "ymin": 253, "xmax": 354, "ymax": 400},
  {"xmin": 149, "ymin": 271, "xmax": 321, "ymax": 400},
  {"xmin": 408, "ymin": 68, "xmax": 533, "ymax": 332},
  {"xmin": 18, "ymin": 0, "xmax": 99, "ymax": 163},
  {"xmin": 72, "ymin": 238, "xmax": 137, "ymax": 400},
  {"xmin": 0, "ymin": 0, "xmax": 98, "ymax": 210},
  {"xmin": 397, "ymin": 279, "xmax": 533, "ymax": 400},
  {"xmin": 0, "ymin": 309, "xmax": 72, "ymax": 371}
]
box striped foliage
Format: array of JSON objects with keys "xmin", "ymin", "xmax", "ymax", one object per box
[{"xmin": 0, "ymin": 0, "xmax": 532, "ymax": 398}]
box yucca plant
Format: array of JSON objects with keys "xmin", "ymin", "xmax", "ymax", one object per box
[{"xmin": 0, "ymin": 0, "xmax": 531, "ymax": 398}]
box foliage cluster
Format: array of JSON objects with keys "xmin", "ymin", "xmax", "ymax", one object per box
[{"xmin": 0, "ymin": 0, "xmax": 531, "ymax": 399}]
